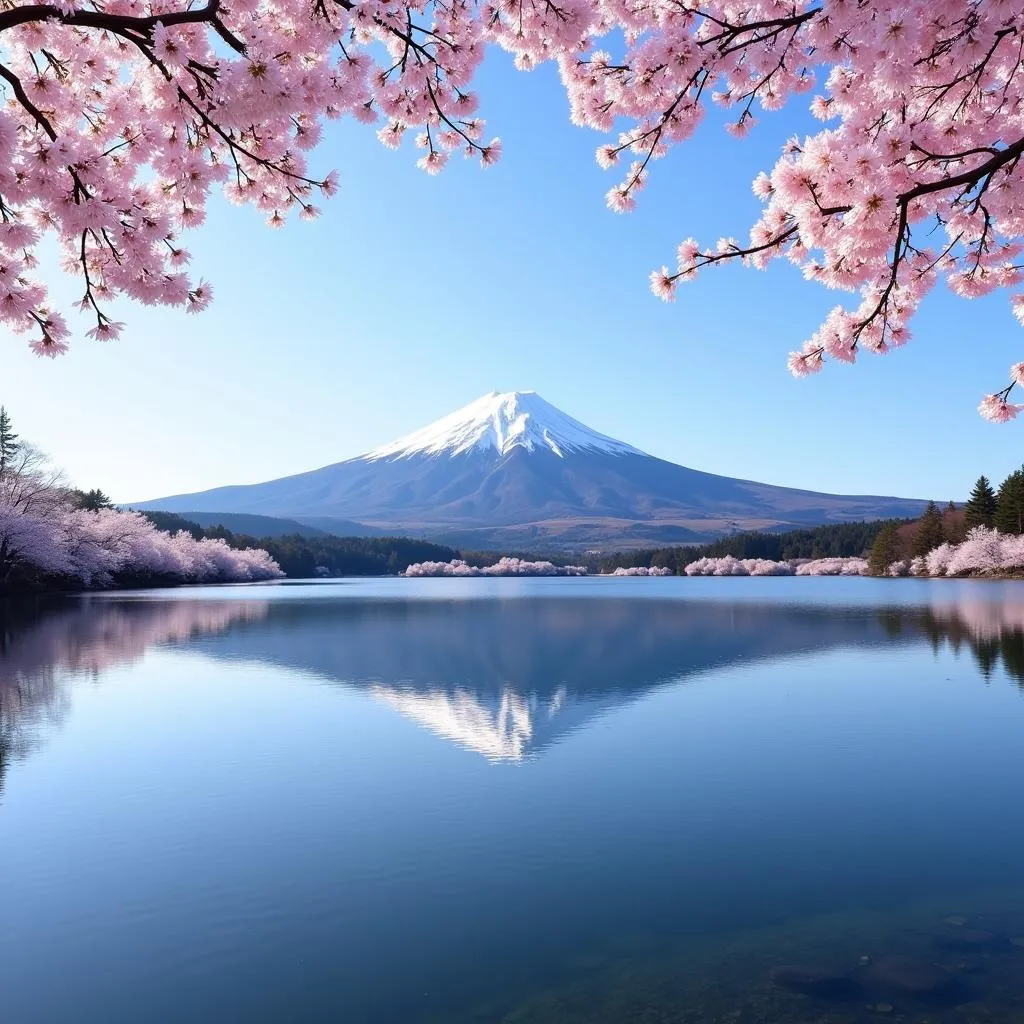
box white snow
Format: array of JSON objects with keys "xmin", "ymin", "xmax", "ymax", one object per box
[{"xmin": 364, "ymin": 391, "xmax": 643, "ymax": 460}]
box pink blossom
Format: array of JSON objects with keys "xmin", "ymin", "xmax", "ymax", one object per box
[
  {"xmin": 788, "ymin": 348, "xmax": 824, "ymax": 377},
  {"xmin": 2, "ymin": 0, "xmax": 1024, "ymax": 417},
  {"xmin": 186, "ymin": 281, "xmax": 213, "ymax": 314},
  {"xmin": 417, "ymin": 151, "xmax": 449, "ymax": 175},
  {"xmin": 479, "ymin": 138, "xmax": 502, "ymax": 167},
  {"xmin": 979, "ymin": 394, "xmax": 1023, "ymax": 423},
  {"xmin": 676, "ymin": 239, "xmax": 700, "ymax": 269},
  {"xmin": 86, "ymin": 321, "xmax": 125, "ymax": 342},
  {"xmin": 649, "ymin": 267, "xmax": 676, "ymax": 301},
  {"xmin": 606, "ymin": 187, "xmax": 635, "ymax": 213},
  {"xmin": 725, "ymin": 113, "xmax": 755, "ymax": 138},
  {"xmin": 320, "ymin": 172, "xmax": 341, "ymax": 198},
  {"xmin": 377, "ymin": 124, "xmax": 405, "ymax": 150}
]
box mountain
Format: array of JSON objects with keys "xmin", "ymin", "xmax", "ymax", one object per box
[
  {"xmin": 150, "ymin": 511, "xmax": 330, "ymax": 539},
  {"xmin": 141, "ymin": 510, "xmax": 384, "ymax": 539},
  {"xmin": 135, "ymin": 391, "xmax": 927, "ymax": 550}
]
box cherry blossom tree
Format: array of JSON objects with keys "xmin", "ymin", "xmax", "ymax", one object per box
[
  {"xmin": 403, "ymin": 557, "xmax": 586, "ymax": 576},
  {"xmin": 683, "ymin": 554, "xmax": 868, "ymax": 575},
  {"xmin": 3, "ymin": 0, "xmax": 1024, "ymax": 417},
  {"xmin": 609, "ymin": 565, "xmax": 673, "ymax": 576},
  {"xmin": 0, "ymin": 414, "xmax": 281, "ymax": 587}
]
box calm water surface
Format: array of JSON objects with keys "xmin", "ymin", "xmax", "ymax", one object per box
[{"xmin": 2, "ymin": 577, "xmax": 1024, "ymax": 1023}]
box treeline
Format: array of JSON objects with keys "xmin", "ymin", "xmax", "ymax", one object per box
[
  {"xmin": 866, "ymin": 468, "xmax": 1024, "ymax": 575},
  {"xmin": 141, "ymin": 512, "xmax": 463, "ymax": 576},
  {"xmin": 587, "ymin": 519, "xmax": 901, "ymax": 575},
  {"xmin": 140, "ymin": 512, "xmax": 583, "ymax": 577}
]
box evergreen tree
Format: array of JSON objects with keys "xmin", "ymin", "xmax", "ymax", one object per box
[
  {"xmin": 964, "ymin": 475, "xmax": 997, "ymax": 529},
  {"xmin": 995, "ymin": 469, "xmax": 1024, "ymax": 535},
  {"xmin": 913, "ymin": 501, "xmax": 945, "ymax": 557},
  {"xmin": 944, "ymin": 502, "xmax": 966, "ymax": 544},
  {"xmin": 0, "ymin": 406, "xmax": 18, "ymax": 475},
  {"xmin": 868, "ymin": 523, "xmax": 901, "ymax": 576},
  {"xmin": 73, "ymin": 488, "xmax": 114, "ymax": 511}
]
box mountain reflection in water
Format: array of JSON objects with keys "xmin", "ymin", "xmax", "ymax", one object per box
[
  {"xmin": 4, "ymin": 581, "xmax": 1024, "ymax": 1024},
  {"xmin": 3, "ymin": 585, "xmax": 1024, "ymax": 771}
]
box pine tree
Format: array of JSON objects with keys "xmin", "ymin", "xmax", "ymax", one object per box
[
  {"xmin": 964, "ymin": 475, "xmax": 997, "ymax": 529},
  {"xmin": 913, "ymin": 501, "xmax": 945, "ymax": 557},
  {"xmin": 0, "ymin": 406, "xmax": 18, "ymax": 475},
  {"xmin": 996, "ymin": 469, "xmax": 1024, "ymax": 535},
  {"xmin": 944, "ymin": 502, "xmax": 966, "ymax": 544},
  {"xmin": 73, "ymin": 488, "xmax": 114, "ymax": 511},
  {"xmin": 868, "ymin": 523, "xmax": 901, "ymax": 576}
]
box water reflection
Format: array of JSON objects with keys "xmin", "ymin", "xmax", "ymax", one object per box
[
  {"xmin": 0, "ymin": 596, "xmax": 269, "ymax": 792},
  {"xmin": 887, "ymin": 600, "xmax": 1024, "ymax": 684},
  {"xmin": 2, "ymin": 587, "xmax": 1024, "ymax": 770},
  {"xmin": 3, "ymin": 583, "xmax": 1024, "ymax": 1024}
]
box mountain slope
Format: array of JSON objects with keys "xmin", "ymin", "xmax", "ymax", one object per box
[{"xmin": 136, "ymin": 391, "xmax": 927, "ymax": 549}]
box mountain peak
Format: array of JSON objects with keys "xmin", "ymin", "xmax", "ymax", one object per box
[{"xmin": 364, "ymin": 391, "xmax": 644, "ymax": 461}]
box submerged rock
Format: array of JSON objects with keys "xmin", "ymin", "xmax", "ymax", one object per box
[
  {"xmin": 771, "ymin": 966, "xmax": 863, "ymax": 1001},
  {"xmin": 934, "ymin": 929, "xmax": 1006, "ymax": 952},
  {"xmin": 860, "ymin": 957, "xmax": 962, "ymax": 1004}
]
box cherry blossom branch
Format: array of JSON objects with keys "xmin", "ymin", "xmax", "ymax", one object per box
[
  {"xmin": 0, "ymin": 62, "xmax": 56, "ymax": 140},
  {"xmin": 0, "ymin": 1, "xmax": 246, "ymax": 53}
]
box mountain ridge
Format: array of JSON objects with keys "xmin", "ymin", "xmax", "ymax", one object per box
[{"xmin": 135, "ymin": 391, "xmax": 928, "ymax": 550}]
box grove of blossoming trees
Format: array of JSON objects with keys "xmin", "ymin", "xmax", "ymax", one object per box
[
  {"xmin": 0, "ymin": 502, "xmax": 283, "ymax": 587},
  {"xmin": 917, "ymin": 525, "xmax": 1024, "ymax": 576},
  {"xmin": 608, "ymin": 565, "xmax": 673, "ymax": 576},
  {"xmin": 683, "ymin": 554, "xmax": 868, "ymax": 575},
  {"xmin": 403, "ymin": 557, "xmax": 586, "ymax": 576},
  {"xmin": 0, "ymin": 415, "xmax": 281, "ymax": 588},
  {"xmin": 2, "ymin": 0, "xmax": 1024, "ymax": 418}
]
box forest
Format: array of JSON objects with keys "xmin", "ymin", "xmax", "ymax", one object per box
[{"xmin": 587, "ymin": 520, "xmax": 901, "ymax": 576}]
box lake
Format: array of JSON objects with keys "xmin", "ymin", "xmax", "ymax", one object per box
[{"xmin": 2, "ymin": 577, "xmax": 1024, "ymax": 1024}]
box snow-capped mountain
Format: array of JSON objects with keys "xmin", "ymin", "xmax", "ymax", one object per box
[
  {"xmin": 136, "ymin": 390, "xmax": 927, "ymax": 549},
  {"xmin": 366, "ymin": 390, "xmax": 642, "ymax": 460}
]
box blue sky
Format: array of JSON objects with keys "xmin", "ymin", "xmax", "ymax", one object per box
[{"xmin": 3, "ymin": 50, "xmax": 1021, "ymax": 503}]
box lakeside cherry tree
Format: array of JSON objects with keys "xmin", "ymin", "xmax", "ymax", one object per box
[
  {"xmin": 0, "ymin": 412, "xmax": 281, "ymax": 588},
  {"xmin": 1, "ymin": 0, "xmax": 1023, "ymax": 416},
  {"xmin": 403, "ymin": 557, "xmax": 586, "ymax": 576}
]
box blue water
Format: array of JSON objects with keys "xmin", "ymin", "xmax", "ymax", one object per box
[{"xmin": 2, "ymin": 577, "xmax": 1023, "ymax": 1023}]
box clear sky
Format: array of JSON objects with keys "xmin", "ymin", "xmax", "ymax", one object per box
[{"xmin": 3, "ymin": 50, "xmax": 1021, "ymax": 504}]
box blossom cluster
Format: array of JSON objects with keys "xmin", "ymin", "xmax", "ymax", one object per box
[
  {"xmin": 0, "ymin": 0, "xmax": 500, "ymax": 356},
  {"xmin": 0, "ymin": 503, "xmax": 282, "ymax": 588},
  {"xmin": 403, "ymin": 557, "xmax": 586, "ymax": 577},
  {"xmin": 685, "ymin": 556, "xmax": 794, "ymax": 576},
  {"xmin": 584, "ymin": 0, "xmax": 1024, "ymax": 417},
  {"xmin": 607, "ymin": 565, "xmax": 672, "ymax": 576},
  {"xmin": 914, "ymin": 527, "xmax": 1024, "ymax": 577},
  {"xmin": 7, "ymin": 0, "xmax": 1024, "ymax": 416},
  {"xmin": 794, "ymin": 557, "xmax": 870, "ymax": 577},
  {"xmin": 684, "ymin": 555, "xmax": 868, "ymax": 576}
]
